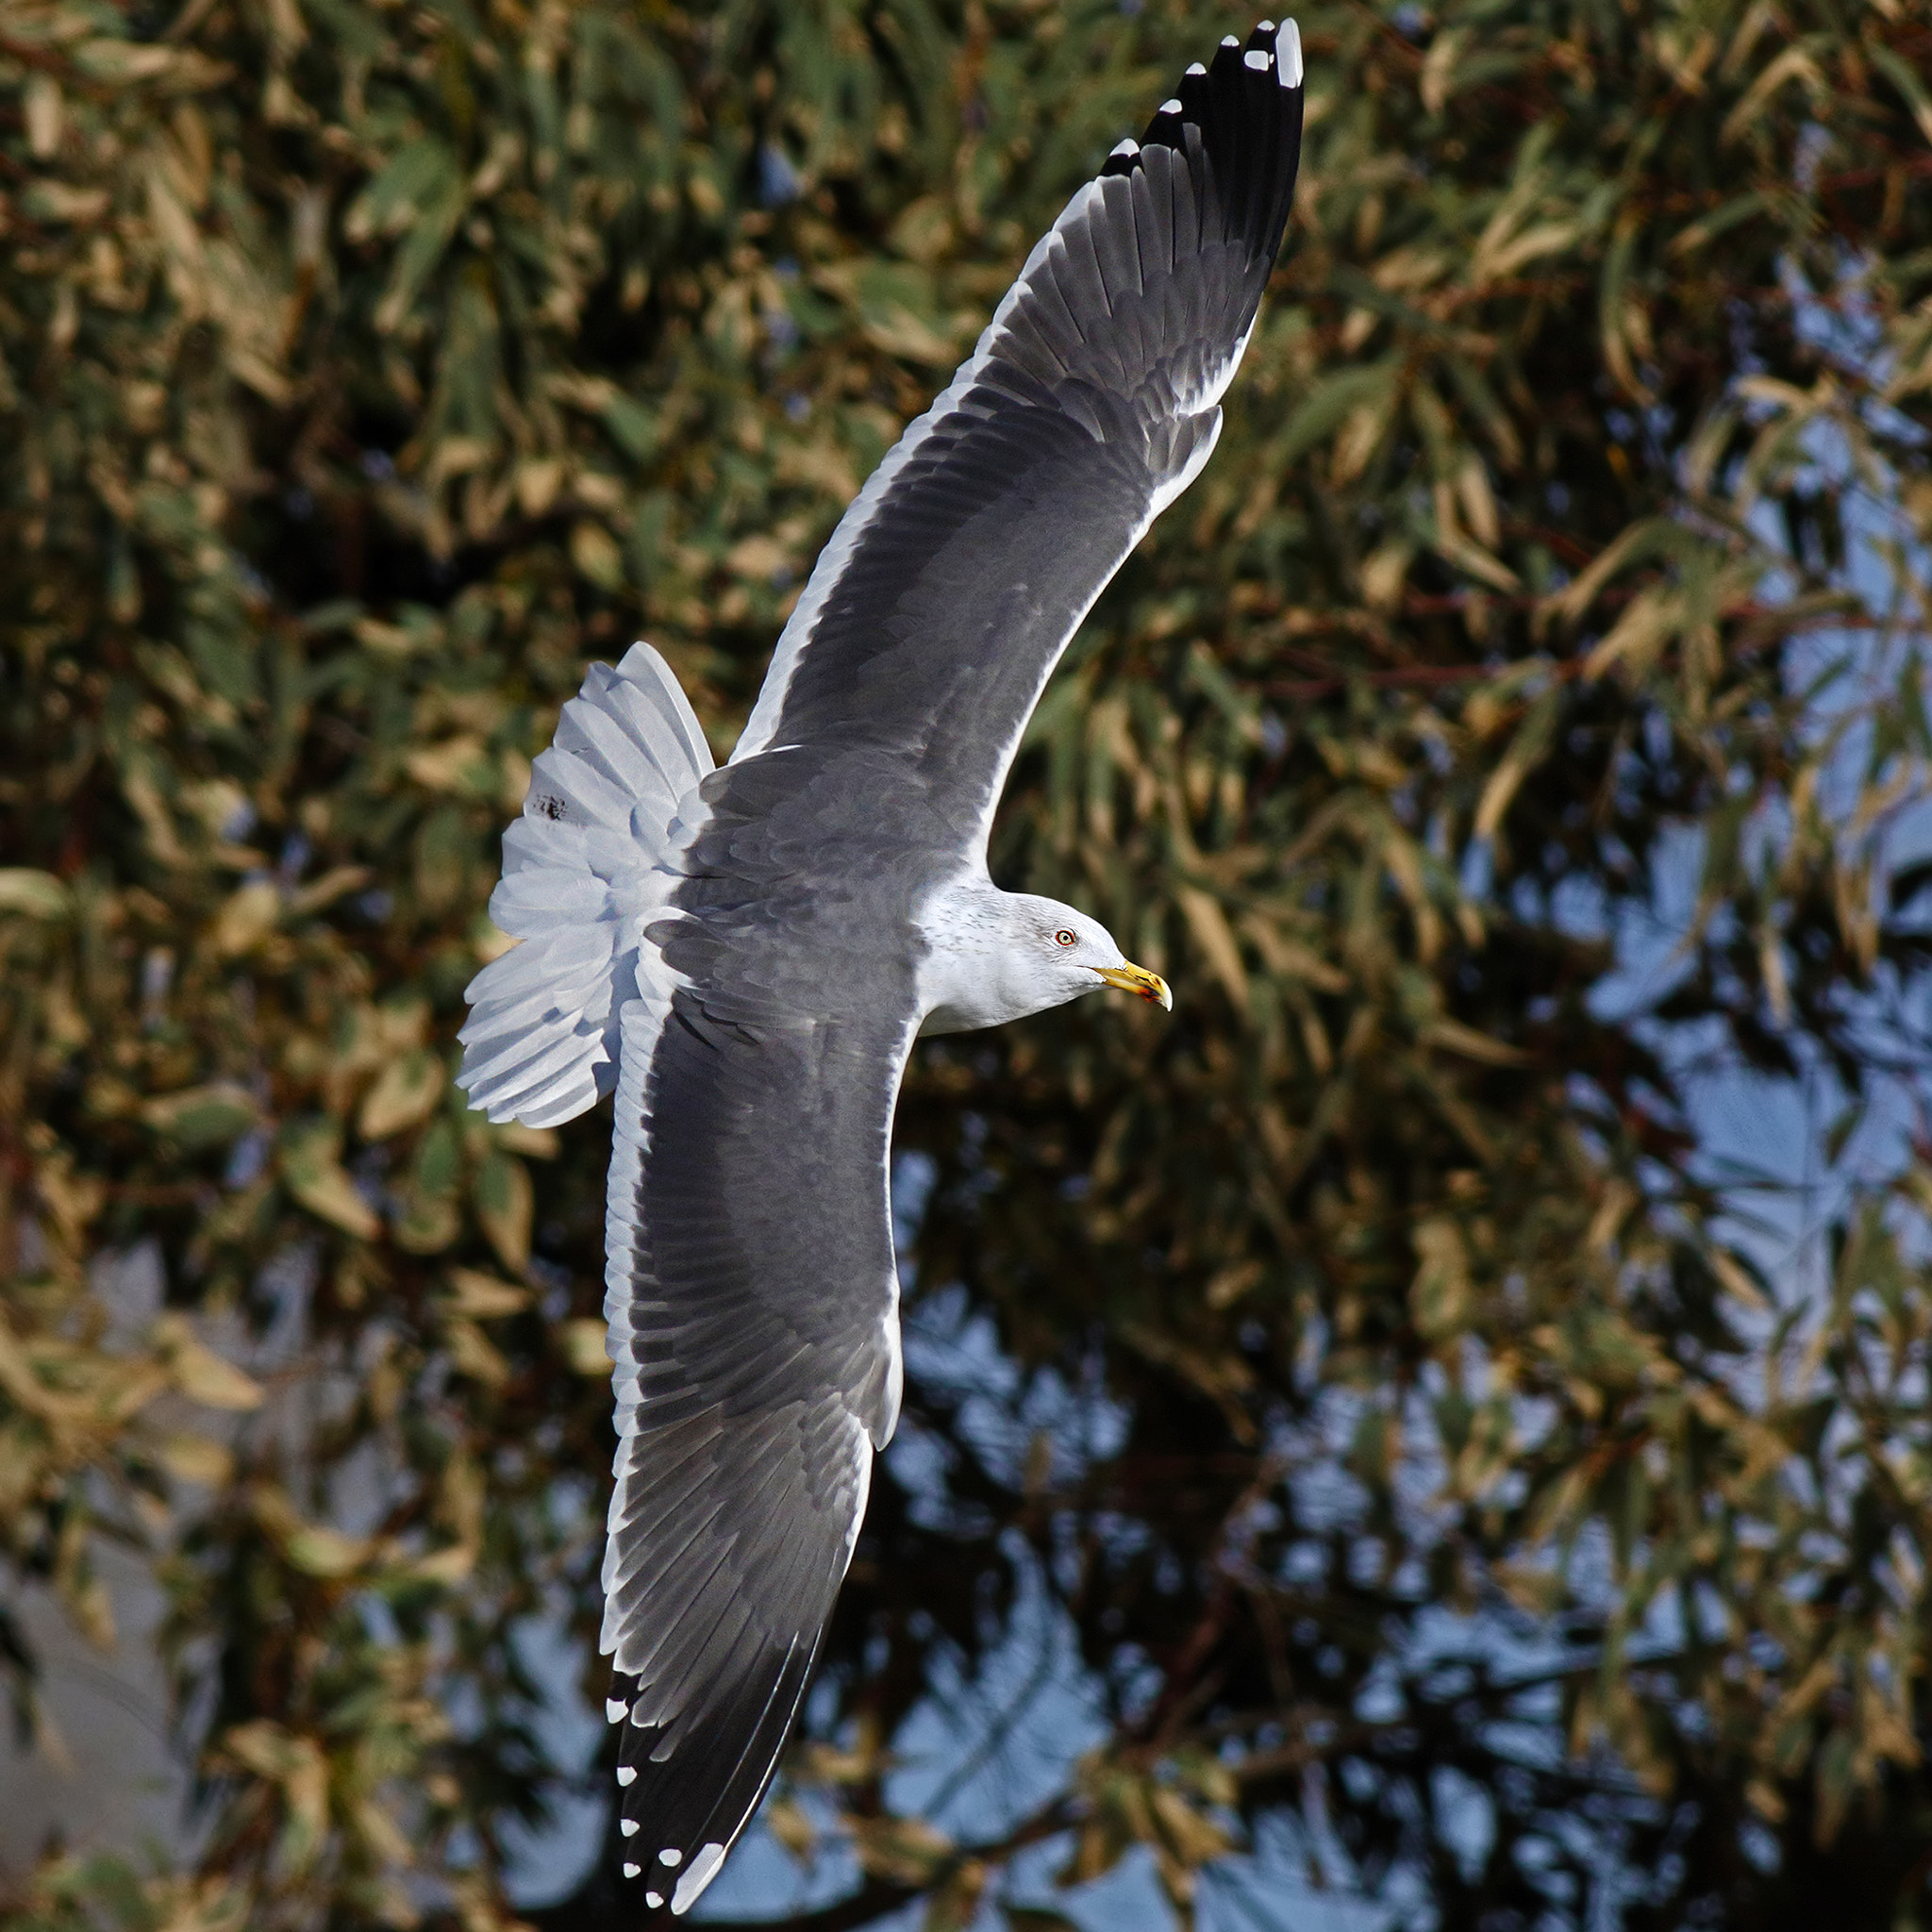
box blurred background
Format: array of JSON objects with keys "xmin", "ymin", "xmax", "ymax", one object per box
[{"xmin": 3, "ymin": 0, "xmax": 1932, "ymax": 1927}]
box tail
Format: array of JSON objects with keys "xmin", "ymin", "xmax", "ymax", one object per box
[{"xmin": 457, "ymin": 642, "xmax": 714, "ymax": 1130}]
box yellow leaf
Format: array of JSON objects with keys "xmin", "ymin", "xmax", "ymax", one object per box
[
  {"xmin": 1360, "ymin": 540, "xmax": 1413, "ymax": 611},
  {"xmin": 444, "ymin": 1317, "xmax": 509, "ymax": 1387},
  {"xmin": 1238, "ymin": 915, "xmax": 1348, "ymax": 992},
  {"xmin": 861, "ymin": 304, "xmax": 957, "ymax": 368},
  {"xmin": 1492, "ymin": 1559, "xmax": 1565, "ymax": 1615},
  {"xmin": 142, "ymin": 1082, "xmax": 258, "ymax": 1149},
  {"xmin": 726, "ymin": 533, "xmax": 791, "ymax": 581},
  {"xmin": 1474, "ymin": 692, "xmax": 1558, "ymax": 841},
  {"xmin": 404, "ymin": 735, "xmax": 490, "ymax": 794},
  {"xmin": 444, "ymin": 1268, "xmax": 530, "ymax": 1318},
  {"xmin": 155, "ymin": 1316, "xmax": 264, "ymax": 1411},
  {"xmin": 24, "ymin": 181, "xmax": 110, "ymax": 223},
  {"xmin": 765, "ymin": 1796, "xmax": 816, "ymax": 1857},
  {"xmin": 514, "ymin": 458, "xmax": 565, "ymax": 517},
  {"xmin": 281, "ymin": 1128, "xmax": 382, "ymax": 1240},
  {"xmin": 1721, "ymin": 42, "xmax": 1825, "ymax": 145},
  {"xmin": 284, "ymin": 1524, "xmax": 369, "ymax": 1577},
  {"xmin": 1419, "ymin": 25, "xmax": 1467, "ymax": 114},
  {"xmin": 561, "ymin": 1319, "xmax": 611, "ymax": 1375},
  {"xmin": 1583, "ymin": 585, "xmax": 1682, "ymax": 681},
  {"xmin": 408, "ymin": 1541, "xmax": 477, "ymax": 1585},
  {"xmin": 24, "ymin": 75, "xmax": 60, "ymax": 158},
  {"xmin": 1410, "ymin": 1216, "xmax": 1473, "ymax": 1343},
  {"xmin": 221, "ymin": 1722, "xmax": 329, "ymax": 1866},
  {"xmin": 211, "ymin": 880, "xmax": 281, "ymax": 957},
  {"xmin": 299, "ymin": 1166, "xmax": 381, "ymax": 1239},
  {"xmin": 157, "ymin": 1433, "xmax": 236, "ymax": 1487},
  {"xmin": 287, "ymin": 865, "xmax": 373, "ymax": 915},
  {"xmin": 1434, "ymin": 526, "xmax": 1522, "ymax": 593},
  {"xmin": 1149, "ymin": 1785, "xmax": 1234, "ymax": 1866},
  {"xmin": 474, "ymin": 1152, "xmax": 532, "ymax": 1272},
  {"xmin": 1539, "ymin": 518, "xmax": 1666, "ymax": 630},
  {"xmin": 849, "ymin": 1814, "xmax": 952, "ymax": 1885},
  {"xmin": 570, "ymin": 521, "xmax": 624, "ymax": 591},
  {"xmin": 1709, "ymin": 1248, "xmax": 1770, "ymax": 1311},
  {"xmin": 1474, "ymin": 218, "xmax": 1581, "ymax": 285},
  {"xmin": 0, "ymin": 869, "xmax": 72, "ymax": 918},
  {"xmin": 1474, "ymin": 758, "xmax": 1527, "ymax": 843},
  {"xmin": 491, "ymin": 1120, "xmax": 559, "ymax": 1159},
  {"xmin": 1419, "ymin": 1017, "xmax": 1528, "ymax": 1066},
  {"xmin": 353, "ymin": 1796, "xmax": 415, "ymax": 1870},
  {"xmin": 358, "ymin": 1047, "xmax": 445, "ymax": 1140},
  {"xmin": 75, "ymin": 38, "xmax": 177, "ymax": 80},
  {"xmin": 1177, "ymin": 886, "xmax": 1247, "ymax": 1008}
]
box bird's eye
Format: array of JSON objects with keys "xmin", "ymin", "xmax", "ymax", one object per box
[{"xmin": 1055, "ymin": 929, "xmax": 1077, "ymax": 947}]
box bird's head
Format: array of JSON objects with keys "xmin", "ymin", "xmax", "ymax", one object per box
[
  {"xmin": 985, "ymin": 895, "xmax": 1173, "ymax": 1024},
  {"xmin": 915, "ymin": 886, "xmax": 1172, "ymax": 1036}
]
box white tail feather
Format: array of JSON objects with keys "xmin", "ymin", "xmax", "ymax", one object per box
[{"xmin": 457, "ymin": 643, "xmax": 714, "ymax": 1129}]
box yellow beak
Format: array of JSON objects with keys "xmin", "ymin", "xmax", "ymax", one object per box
[{"xmin": 1093, "ymin": 960, "xmax": 1173, "ymax": 1012}]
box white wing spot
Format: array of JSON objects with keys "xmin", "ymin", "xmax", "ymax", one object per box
[
  {"xmin": 623, "ymin": 1862, "xmax": 641, "ymax": 1878},
  {"xmin": 1158, "ymin": 98, "xmax": 1183, "ymax": 115},
  {"xmin": 1110, "ymin": 138, "xmax": 1139, "ymax": 157},
  {"xmin": 1244, "ymin": 48, "xmax": 1269, "ymax": 68},
  {"xmin": 671, "ymin": 1842, "xmax": 728, "ymax": 1914},
  {"xmin": 646, "ymin": 1891, "xmax": 664, "ymax": 1908},
  {"xmin": 622, "ymin": 1820, "xmax": 640, "ymax": 1838},
  {"xmin": 660, "ymin": 1849, "xmax": 684, "ymax": 1867},
  {"xmin": 1278, "ymin": 19, "xmax": 1305, "ymax": 86},
  {"xmin": 1258, "ymin": 17, "xmax": 1276, "ymax": 28},
  {"xmin": 1186, "ymin": 61, "xmax": 1206, "ymax": 75},
  {"xmin": 617, "ymin": 1766, "xmax": 637, "ymax": 1787},
  {"xmin": 1221, "ymin": 33, "xmax": 1240, "ymax": 45},
  {"xmin": 605, "ymin": 1698, "xmax": 628, "ymax": 1722}
]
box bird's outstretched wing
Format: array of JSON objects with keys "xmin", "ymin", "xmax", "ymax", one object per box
[
  {"xmin": 600, "ymin": 962, "xmax": 911, "ymax": 1913},
  {"xmin": 730, "ymin": 17, "xmax": 1305, "ymax": 861}
]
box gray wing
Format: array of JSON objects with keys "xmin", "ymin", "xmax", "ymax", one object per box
[
  {"xmin": 599, "ymin": 930, "xmax": 912, "ymax": 1913},
  {"xmin": 731, "ymin": 18, "xmax": 1305, "ymax": 857}
]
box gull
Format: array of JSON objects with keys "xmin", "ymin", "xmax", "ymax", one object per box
[{"xmin": 457, "ymin": 17, "xmax": 1304, "ymax": 1913}]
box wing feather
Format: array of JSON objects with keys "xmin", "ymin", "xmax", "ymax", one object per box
[
  {"xmin": 596, "ymin": 970, "xmax": 912, "ymax": 1911},
  {"xmin": 457, "ymin": 642, "xmax": 712, "ymax": 1129},
  {"xmin": 729, "ymin": 21, "xmax": 1305, "ymax": 862}
]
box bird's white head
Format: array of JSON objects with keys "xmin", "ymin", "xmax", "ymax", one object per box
[{"xmin": 916, "ymin": 885, "xmax": 1173, "ymax": 1037}]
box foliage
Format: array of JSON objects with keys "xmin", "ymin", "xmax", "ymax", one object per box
[{"xmin": 3, "ymin": 0, "xmax": 1932, "ymax": 1926}]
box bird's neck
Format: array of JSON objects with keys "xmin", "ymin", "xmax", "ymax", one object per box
[{"xmin": 911, "ymin": 875, "xmax": 1040, "ymax": 1037}]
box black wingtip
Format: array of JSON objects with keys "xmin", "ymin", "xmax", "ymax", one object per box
[
  {"xmin": 608, "ymin": 1637, "xmax": 822, "ymax": 1916},
  {"xmin": 1113, "ymin": 17, "xmax": 1306, "ymax": 272}
]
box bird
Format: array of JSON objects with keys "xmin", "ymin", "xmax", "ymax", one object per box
[{"xmin": 456, "ymin": 17, "xmax": 1305, "ymax": 1914}]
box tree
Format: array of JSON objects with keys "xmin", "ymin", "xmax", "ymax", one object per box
[{"xmin": 4, "ymin": 0, "xmax": 1932, "ymax": 1926}]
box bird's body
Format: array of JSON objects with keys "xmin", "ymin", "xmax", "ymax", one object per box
[{"xmin": 458, "ymin": 19, "xmax": 1305, "ymax": 1913}]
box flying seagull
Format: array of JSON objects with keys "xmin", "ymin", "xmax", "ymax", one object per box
[{"xmin": 457, "ymin": 17, "xmax": 1305, "ymax": 1913}]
